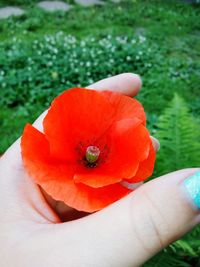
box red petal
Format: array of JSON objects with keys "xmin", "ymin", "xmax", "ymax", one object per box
[
  {"xmin": 41, "ymin": 179, "xmax": 131, "ymax": 212},
  {"xmin": 21, "ymin": 124, "xmax": 75, "ymax": 184},
  {"xmin": 74, "ymin": 119, "xmax": 151, "ymax": 188},
  {"xmin": 21, "ymin": 124, "xmax": 130, "ymax": 212},
  {"xmin": 103, "ymin": 91, "xmax": 146, "ymax": 125},
  {"xmin": 126, "ymin": 141, "xmax": 156, "ymax": 183},
  {"xmin": 43, "ymin": 88, "xmax": 115, "ymax": 162},
  {"xmin": 21, "ymin": 124, "xmax": 49, "ymax": 162}
]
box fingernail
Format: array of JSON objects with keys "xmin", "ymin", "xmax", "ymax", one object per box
[
  {"xmin": 151, "ymin": 136, "xmax": 160, "ymax": 152},
  {"xmin": 184, "ymin": 172, "xmax": 200, "ymax": 209}
]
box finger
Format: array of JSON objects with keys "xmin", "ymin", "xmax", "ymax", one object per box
[
  {"xmin": 54, "ymin": 168, "xmax": 200, "ymax": 266},
  {"xmin": 87, "ymin": 72, "xmax": 142, "ymax": 97}
]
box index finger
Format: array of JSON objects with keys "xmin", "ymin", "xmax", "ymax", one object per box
[{"xmin": 87, "ymin": 73, "xmax": 142, "ymax": 96}]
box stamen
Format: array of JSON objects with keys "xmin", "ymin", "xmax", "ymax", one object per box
[{"xmin": 86, "ymin": 146, "xmax": 100, "ymax": 164}]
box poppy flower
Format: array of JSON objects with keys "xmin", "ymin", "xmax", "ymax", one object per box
[{"xmin": 21, "ymin": 88, "xmax": 156, "ymax": 212}]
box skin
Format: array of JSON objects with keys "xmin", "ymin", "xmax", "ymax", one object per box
[{"xmin": 0, "ymin": 73, "xmax": 199, "ymax": 267}]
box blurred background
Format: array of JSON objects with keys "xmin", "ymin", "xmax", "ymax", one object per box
[{"xmin": 0, "ymin": 0, "xmax": 199, "ymax": 265}]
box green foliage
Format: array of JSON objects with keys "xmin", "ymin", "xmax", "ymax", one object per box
[
  {"xmin": 0, "ymin": 0, "xmax": 34, "ymax": 6},
  {"xmin": 145, "ymin": 225, "xmax": 200, "ymax": 266},
  {"xmin": 0, "ymin": 34, "xmax": 157, "ymax": 108},
  {"xmin": 144, "ymin": 95, "xmax": 200, "ymax": 266},
  {"xmin": 154, "ymin": 94, "xmax": 200, "ymax": 177},
  {"xmin": 144, "ymin": 250, "xmax": 192, "ymax": 267}
]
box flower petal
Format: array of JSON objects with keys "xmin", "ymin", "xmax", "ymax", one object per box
[
  {"xmin": 41, "ymin": 179, "xmax": 131, "ymax": 212},
  {"xmin": 43, "ymin": 88, "xmax": 115, "ymax": 162},
  {"xmin": 103, "ymin": 91, "xmax": 146, "ymax": 125},
  {"xmin": 74, "ymin": 119, "xmax": 151, "ymax": 188},
  {"xmin": 21, "ymin": 124, "xmax": 49, "ymax": 162},
  {"xmin": 21, "ymin": 124, "xmax": 130, "ymax": 212},
  {"xmin": 21, "ymin": 124, "xmax": 75, "ymax": 184},
  {"xmin": 74, "ymin": 172, "xmax": 121, "ymax": 189},
  {"xmin": 125, "ymin": 141, "xmax": 156, "ymax": 183}
]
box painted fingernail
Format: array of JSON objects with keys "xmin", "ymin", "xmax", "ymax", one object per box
[{"xmin": 184, "ymin": 172, "xmax": 200, "ymax": 209}]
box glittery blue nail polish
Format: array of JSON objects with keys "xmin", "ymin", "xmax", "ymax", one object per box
[{"xmin": 184, "ymin": 172, "xmax": 200, "ymax": 209}]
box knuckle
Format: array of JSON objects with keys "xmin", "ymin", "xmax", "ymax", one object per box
[
  {"xmin": 142, "ymin": 188, "xmax": 172, "ymax": 249},
  {"xmin": 130, "ymin": 187, "xmax": 171, "ymax": 254}
]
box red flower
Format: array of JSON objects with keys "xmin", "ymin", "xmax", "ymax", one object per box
[{"xmin": 21, "ymin": 88, "xmax": 156, "ymax": 212}]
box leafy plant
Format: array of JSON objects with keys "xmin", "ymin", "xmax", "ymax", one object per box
[
  {"xmin": 154, "ymin": 94, "xmax": 200, "ymax": 177},
  {"xmin": 144, "ymin": 94, "xmax": 200, "ymax": 266},
  {"xmin": 144, "ymin": 250, "xmax": 192, "ymax": 267}
]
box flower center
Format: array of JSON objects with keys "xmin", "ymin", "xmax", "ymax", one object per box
[{"xmin": 85, "ymin": 146, "xmax": 100, "ymax": 164}]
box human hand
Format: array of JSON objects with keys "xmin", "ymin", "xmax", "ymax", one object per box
[{"xmin": 1, "ymin": 73, "xmax": 199, "ymax": 267}]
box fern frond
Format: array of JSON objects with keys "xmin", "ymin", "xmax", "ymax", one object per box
[
  {"xmin": 154, "ymin": 93, "xmax": 200, "ymax": 176},
  {"xmin": 144, "ymin": 94, "xmax": 200, "ymax": 266},
  {"xmin": 169, "ymin": 239, "xmax": 197, "ymax": 257},
  {"xmin": 187, "ymin": 225, "xmax": 200, "ymax": 238},
  {"xmin": 183, "ymin": 225, "xmax": 200, "ymax": 254},
  {"xmin": 143, "ymin": 250, "xmax": 191, "ymax": 267}
]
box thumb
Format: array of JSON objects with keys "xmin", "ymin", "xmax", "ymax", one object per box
[{"xmin": 55, "ymin": 168, "xmax": 200, "ymax": 267}]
